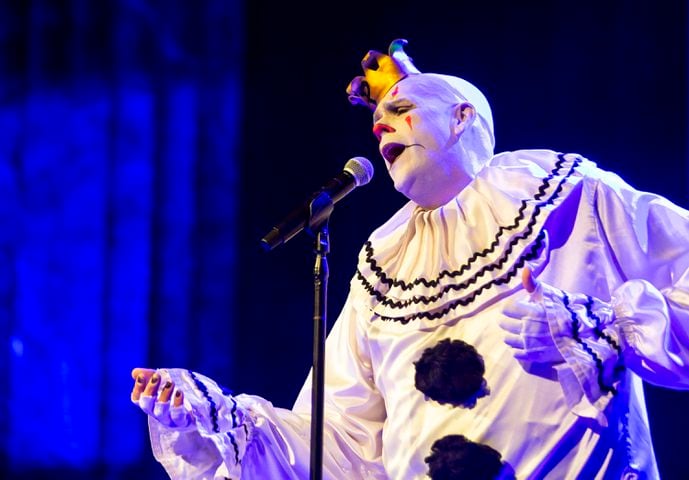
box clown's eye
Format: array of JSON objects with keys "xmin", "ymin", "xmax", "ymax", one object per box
[{"xmin": 393, "ymin": 105, "xmax": 413, "ymax": 115}]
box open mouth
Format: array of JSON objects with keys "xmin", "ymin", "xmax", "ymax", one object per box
[{"xmin": 381, "ymin": 143, "xmax": 406, "ymax": 164}]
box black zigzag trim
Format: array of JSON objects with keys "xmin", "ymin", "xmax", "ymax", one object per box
[
  {"xmin": 188, "ymin": 370, "xmax": 220, "ymax": 433},
  {"xmin": 585, "ymin": 295, "xmax": 625, "ymax": 376},
  {"xmin": 226, "ymin": 432, "xmax": 241, "ymax": 465},
  {"xmin": 562, "ymin": 295, "xmax": 617, "ymax": 395},
  {"xmin": 188, "ymin": 371, "xmax": 241, "ymax": 464},
  {"xmin": 357, "ymin": 155, "xmax": 579, "ymax": 312},
  {"xmin": 361, "ymin": 153, "xmax": 578, "ymax": 293},
  {"xmin": 377, "ymin": 230, "xmax": 546, "ymax": 324},
  {"xmin": 359, "ymin": 186, "xmax": 554, "ymax": 311},
  {"xmin": 229, "ymin": 396, "xmax": 238, "ymax": 428}
]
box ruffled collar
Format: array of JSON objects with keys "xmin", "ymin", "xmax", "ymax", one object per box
[{"xmin": 352, "ymin": 150, "xmax": 588, "ymax": 326}]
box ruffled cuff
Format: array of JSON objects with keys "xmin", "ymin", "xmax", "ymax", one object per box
[
  {"xmin": 540, "ymin": 285, "xmax": 623, "ymax": 423},
  {"xmin": 611, "ymin": 279, "xmax": 670, "ymax": 364},
  {"xmin": 609, "ymin": 279, "xmax": 685, "ymax": 388},
  {"xmin": 148, "ymin": 368, "xmax": 253, "ymax": 480}
]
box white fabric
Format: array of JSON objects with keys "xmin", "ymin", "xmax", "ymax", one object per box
[{"xmin": 145, "ymin": 149, "xmax": 689, "ymax": 479}]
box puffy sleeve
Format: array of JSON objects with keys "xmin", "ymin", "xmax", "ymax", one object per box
[
  {"xmin": 595, "ymin": 173, "xmax": 689, "ymax": 388},
  {"xmin": 146, "ymin": 294, "xmax": 386, "ymax": 479},
  {"xmin": 535, "ymin": 171, "xmax": 689, "ymax": 422}
]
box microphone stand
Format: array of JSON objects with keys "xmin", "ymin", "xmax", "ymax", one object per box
[
  {"xmin": 306, "ymin": 192, "xmax": 334, "ymax": 480},
  {"xmin": 260, "ymin": 158, "xmax": 372, "ymax": 479}
]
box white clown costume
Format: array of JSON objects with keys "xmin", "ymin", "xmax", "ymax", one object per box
[{"xmin": 137, "ymin": 41, "xmax": 689, "ymax": 479}]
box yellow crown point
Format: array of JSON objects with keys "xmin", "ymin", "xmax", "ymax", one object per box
[{"xmin": 347, "ymin": 39, "xmax": 421, "ymax": 111}]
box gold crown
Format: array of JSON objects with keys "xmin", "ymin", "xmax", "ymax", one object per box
[{"xmin": 347, "ymin": 39, "xmax": 421, "ymax": 111}]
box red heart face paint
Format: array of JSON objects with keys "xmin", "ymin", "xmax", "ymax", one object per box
[
  {"xmin": 391, "ymin": 86, "xmax": 399, "ymax": 97},
  {"xmin": 405, "ymin": 115, "xmax": 413, "ymax": 129}
]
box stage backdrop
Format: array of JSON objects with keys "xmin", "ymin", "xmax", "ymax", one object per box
[
  {"xmin": 1, "ymin": 1, "xmax": 688, "ymax": 479},
  {"xmin": 0, "ymin": 1, "xmax": 242, "ymax": 477}
]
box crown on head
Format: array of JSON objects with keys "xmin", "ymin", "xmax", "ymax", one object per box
[{"xmin": 346, "ymin": 39, "xmax": 421, "ymax": 111}]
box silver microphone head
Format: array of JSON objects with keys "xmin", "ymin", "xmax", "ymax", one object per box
[{"xmin": 344, "ymin": 157, "xmax": 374, "ymax": 187}]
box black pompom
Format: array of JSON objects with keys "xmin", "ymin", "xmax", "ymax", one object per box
[
  {"xmin": 425, "ymin": 435, "xmax": 511, "ymax": 480},
  {"xmin": 414, "ymin": 338, "xmax": 489, "ymax": 407}
]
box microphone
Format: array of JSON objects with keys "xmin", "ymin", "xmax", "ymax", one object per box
[{"xmin": 260, "ymin": 157, "xmax": 374, "ymax": 251}]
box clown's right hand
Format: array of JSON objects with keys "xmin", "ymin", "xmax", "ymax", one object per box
[{"xmin": 131, "ymin": 367, "xmax": 193, "ymax": 429}]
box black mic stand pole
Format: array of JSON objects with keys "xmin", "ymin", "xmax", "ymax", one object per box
[
  {"xmin": 310, "ymin": 221, "xmax": 328, "ymax": 480},
  {"xmin": 306, "ymin": 192, "xmax": 335, "ymax": 480}
]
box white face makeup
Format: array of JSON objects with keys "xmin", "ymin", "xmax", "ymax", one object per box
[{"xmin": 372, "ymin": 75, "xmax": 475, "ymax": 209}]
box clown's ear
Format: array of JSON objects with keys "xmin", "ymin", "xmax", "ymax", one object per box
[{"xmin": 452, "ymin": 102, "xmax": 476, "ymax": 138}]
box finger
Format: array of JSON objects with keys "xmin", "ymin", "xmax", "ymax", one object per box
[
  {"xmin": 159, "ymin": 381, "xmax": 174, "ymax": 403},
  {"xmin": 513, "ymin": 350, "xmax": 537, "ymax": 361},
  {"xmin": 173, "ymin": 389, "xmax": 184, "ymax": 408},
  {"xmin": 131, "ymin": 374, "xmax": 148, "ymax": 402},
  {"xmin": 498, "ymin": 317, "xmax": 522, "ymax": 335},
  {"xmin": 131, "ymin": 367, "xmax": 155, "ymax": 380},
  {"xmin": 513, "ymin": 346, "xmax": 556, "ymax": 362},
  {"xmin": 143, "ymin": 372, "xmax": 162, "ymax": 398},
  {"xmin": 153, "ymin": 398, "xmax": 171, "ymax": 423},
  {"xmin": 503, "ymin": 332, "xmax": 525, "ymax": 350},
  {"xmin": 502, "ymin": 300, "xmax": 535, "ymax": 319},
  {"xmin": 138, "ymin": 393, "xmax": 155, "ymax": 415},
  {"xmin": 522, "ymin": 266, "xmax": 538, "ymax": 293},
  {"xmin": 170, "ymin": 390, "xmax": 191, "ymax": 428},
  {"xmin": 171, "ymin": 404, "xmax": 191, "ymax": 428},
  {"xmin": 132, "ymin": 369, "xmax": 154, "ymax": 387}
]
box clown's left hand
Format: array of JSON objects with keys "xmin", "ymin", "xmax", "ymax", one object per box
[
  {"xmin": 500, "ymin": 265, "xmax": 619, "ymax": 368},
  {"xmin": 502, "ymin": 266, "xmax": 627, "ymax": 412},
  {"xmin": 500, "ymin": 267, "xmax": 564, "ymax": 364}
]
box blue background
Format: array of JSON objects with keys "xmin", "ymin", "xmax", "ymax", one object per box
[{"xmin": 1, "ymin": 0, "xmax": 688, "ymax": 478}]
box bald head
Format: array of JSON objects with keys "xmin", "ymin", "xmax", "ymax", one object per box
[
  {"xmin": 391, "ymin": 74, "xmax": 495, "ymax": 149},
  {"xmin": 371, "ymin": 73, "xmax": 496, "ymax": 208},
  {"xmin": 375, "ymin": 74, "xmax": 496, "ymax": 170}
]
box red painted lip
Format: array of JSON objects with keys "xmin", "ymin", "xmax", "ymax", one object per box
[{"xmin": 381, "ymin": 143, "xmax": 406, "ymax": 164}]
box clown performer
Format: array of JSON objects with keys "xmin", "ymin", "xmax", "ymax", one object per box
[{"xmin": 131, "ymin": 39, "xmax": 689, "ymax": 479}]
